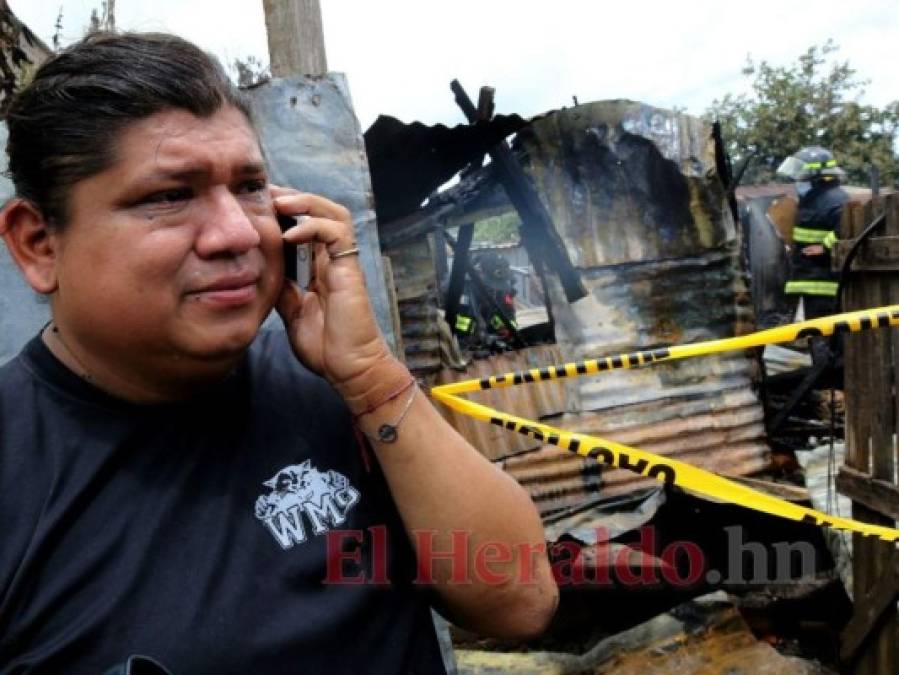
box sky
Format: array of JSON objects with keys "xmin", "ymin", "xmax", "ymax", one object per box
[{"xmin": 11, "ymin": 0, "xmax": 899, "ymax": 132}]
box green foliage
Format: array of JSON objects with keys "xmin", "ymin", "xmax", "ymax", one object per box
[
  {"xmin": 473, "ymin": 211, "xmax": 520, "ymax": 244},
  {"xmin": 706, "ymin": 40, "xmax": 899, "ymax": 187}
]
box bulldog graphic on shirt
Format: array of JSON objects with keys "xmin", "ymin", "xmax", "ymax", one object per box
[{"xmin": 255, "ymin": 460, "xmax": 360, "ymax": 549}]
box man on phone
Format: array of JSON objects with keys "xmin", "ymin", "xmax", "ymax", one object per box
[{"xmin": 0, "ymin": 32, "xmax": 557, "ymax": 674}]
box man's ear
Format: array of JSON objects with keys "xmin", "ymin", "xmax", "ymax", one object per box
[{"xmin": 0, "ymin": 198, "xmax": 60, "ymax": 294}]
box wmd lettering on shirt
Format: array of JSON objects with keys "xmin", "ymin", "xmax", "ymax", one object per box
[{"xmin": 255, "ymin": 460, "xmax": 361, "ymax": 549}]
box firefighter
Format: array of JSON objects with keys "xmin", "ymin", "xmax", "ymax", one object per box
[
  {"xmin": 474, "ymin": 252, "xmax": 518, "ymax": 340},
  {"xmin": 776, "ymin": 146, "xmax": 849, "ymax": 319}
]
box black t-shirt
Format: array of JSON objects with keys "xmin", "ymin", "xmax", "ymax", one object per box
[{"xmin": 0, "ymin": 330, "xmax": 446, "ymax": 674}]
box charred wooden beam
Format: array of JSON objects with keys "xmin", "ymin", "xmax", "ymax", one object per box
[
  {"xmin": 833, "ymin": 235, "xmax": 899, "ymax": 273},
  {"xmin": 443, "ymin": 223, "xmax": 474, "ymax": 341},
  {"xmin": 379, "ymin": 203, "xmax": 456, "ymax": 250},
  {"xmin": 459, "ymin": 86, "xmax": 495, "ymax": 182},
  {"xmin": 450, "ymin": 79, "xmax": 586, "ymax": 303},
  {"xmin": 767, "ymin": 346, "xmax": 835, "ymax": 434},
  {"xmin": 836, "ymin": 466, "xmax": 899, "ymax": 521},
  {"xmin": 378, "ymin": 165, "xmax": 511, "ymax": 250}
]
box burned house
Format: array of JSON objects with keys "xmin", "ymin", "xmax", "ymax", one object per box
[{"xmin": 368, "ymin": 94, "xmax": 770, "ymax": 518}]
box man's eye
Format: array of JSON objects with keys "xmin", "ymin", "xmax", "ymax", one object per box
[
  {"xmin": 238, "ymin": 179, "xmax": 267, "ymax": 195},
  {"xmin": 143, "ymin": 188, "xmax": 193, "ymax": 205}
]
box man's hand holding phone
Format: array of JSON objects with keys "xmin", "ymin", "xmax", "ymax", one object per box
[{"xmin": 271, "ymin": 186, "xmax": 407, "ymax": 412}]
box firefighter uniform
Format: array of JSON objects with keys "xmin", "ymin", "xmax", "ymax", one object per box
[
  {"xmin": 777, "ymin": 147, "xmax": 848, "ymax": 319},
  {"xmin": 786, "ymin": 179, "xmax": 848, "ymax": 318}
]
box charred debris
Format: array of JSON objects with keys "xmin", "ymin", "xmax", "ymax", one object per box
[{"xmin": 367, "ymin": 82, "xmax": 855, "ymax": 671}]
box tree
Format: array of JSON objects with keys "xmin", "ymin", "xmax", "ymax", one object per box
[
  {"xmin": 707, "ymin": 41, "xmax": 899, "ymax": 187},
  {"xmin": 473, "ymin": 211, "xmax": 520, "ymax": 244}
]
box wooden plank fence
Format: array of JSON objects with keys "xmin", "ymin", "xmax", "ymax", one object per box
[{"xmin": 834, "ymin": 191, "xmax": 899, "ymax": 673}]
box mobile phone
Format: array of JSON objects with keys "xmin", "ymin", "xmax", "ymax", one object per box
[
  {"xmin": 277, "ymin": 213, "xmax": 298, "ymax": 281},
  {"xmin": 277, "ymin": 214, "xmax": 312, "ymax": 287}
]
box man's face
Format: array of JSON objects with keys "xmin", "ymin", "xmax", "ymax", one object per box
[{"xmin": 51, "ymin": 105, "xmax": 284, "ymax": 373}]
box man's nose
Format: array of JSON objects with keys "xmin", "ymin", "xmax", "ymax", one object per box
[{"xmin": 194, "ymin": 188, "xmax": 262, "ymax": 258}]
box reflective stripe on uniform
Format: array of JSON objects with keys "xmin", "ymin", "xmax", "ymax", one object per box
[
  {"xmin": 793, "ymin": 227, "xmax": 831, "ymax": 244},
  {"xmin": 488, "ymin": 314, "xmax": 519, "ymax": 331},
  {"xmin": 823, "ymin": 231, "xmax": 837, "ymax": 249},
  {"xmin": 455, "ymin": 315, "xmax": 474, "ymax": 333},
  {"xmin": 784, "ymin": 280, "xmax": 838, "ymax": 297}
]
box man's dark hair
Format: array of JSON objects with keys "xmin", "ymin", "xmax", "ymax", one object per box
[{"xmin": 5, "ymin": 31, "xmax": 253, "ymax": 226}]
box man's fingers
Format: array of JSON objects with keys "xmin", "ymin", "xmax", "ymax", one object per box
[
  {"xmin": 313, "ymin": 242, "xmax": 329, "ymax": 286},
  {"xmin": 272, "ymin": 190, "xmax": 357, "ymax": 258},
  {"xmin": 269, "ymin": 184, "xmax": 295, "ymax": 199},
  {"xmin": 276, "ymin": 280, "xmax": 325, "ymax": 335},
  {"xmin": 273, "ymin": 192, "xmax": 352, "ymax": 225},
  {"xmin": 281, "ymin": 215, "xmax": 357, "ymax": 258}
]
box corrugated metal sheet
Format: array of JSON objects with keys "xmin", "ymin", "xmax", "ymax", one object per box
[
  {"xmin": 386, "ymin": 236, "xmax": 443, "ymax": 375},
  {"xmin": 503, "ymin": 100, "xmax": 771, "ymax": 514},
  {"xmin": 502, "ymin": 401, "xmax": 768, "ymax": 515},
  {"xmin": 433, "ymin": 345, "xmax": 568, "ymax": 461},
  {"xmin": 249, "ymin": 75, "xmax": 396, "ymax": 350},
  {"xmin": 741, "ymin": 192, "xmax": 794, "ymax": 328}
]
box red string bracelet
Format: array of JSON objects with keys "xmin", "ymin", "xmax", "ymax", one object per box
[{"xmin": 351, "ymin": 377, "xmax": 416, "ymax": 422}]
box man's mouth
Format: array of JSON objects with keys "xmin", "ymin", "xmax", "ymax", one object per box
[{"xmin": 187, "ymin": 270, "xmax": 261, "ymax": 307}]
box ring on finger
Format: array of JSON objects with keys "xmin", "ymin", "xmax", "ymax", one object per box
[{"xmin": 330, "ymin": 245, "xmax": 360, "ymax": 260}]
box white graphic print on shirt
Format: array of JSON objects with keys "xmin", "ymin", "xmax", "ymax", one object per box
[{"xmin": 254, "ymin": 460, "xmax": 360, "ymax": 549}]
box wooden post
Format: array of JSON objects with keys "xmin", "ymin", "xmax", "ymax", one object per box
[
  {"xmin": 450, "ymin": 79, "xmax": 587, "ymax": 304},
  {"xmin": 258, "ymin": 0, "xmax": 402, "ymax": 358},
  {"xmin": 262, "ymin": 0, "xmax": 327, "ymax": 77}
]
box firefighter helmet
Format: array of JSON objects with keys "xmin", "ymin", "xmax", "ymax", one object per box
[{"xmin": 776, "ymin": 146, "xmax": 845, "ymax": 182}]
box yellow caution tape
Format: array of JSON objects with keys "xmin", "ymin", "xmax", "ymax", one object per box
[{"xmin": 431, "ymin": 305, "xmax": 899, "ymax": 542}]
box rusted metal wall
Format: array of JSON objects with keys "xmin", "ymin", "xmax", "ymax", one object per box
[
  {"xmin": 434, "ymin": 345, "xmax": 568, "ymax": 460},
  {"xmin": 519, "ymin": 101, "xmax": 733, "ymax": 268},
  {"xmin": 385, "ymin": 235, "xmax": 443, "ymax": 375},
  {"xmin": 503, "ymin": 101, "xmax": 770, "ymax": 516}
]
